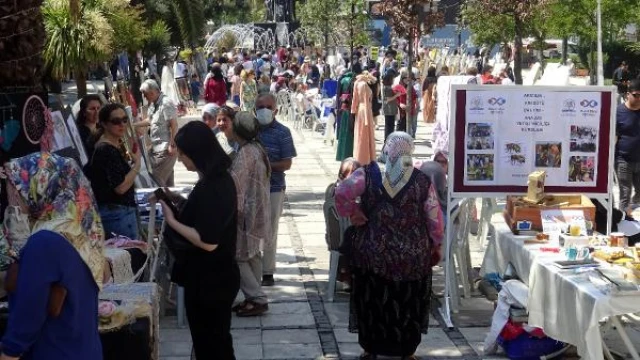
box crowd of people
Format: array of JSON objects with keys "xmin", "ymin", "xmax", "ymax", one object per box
[{"xmin": 0, "ymin": 43, "xmax": 535, "ymax": 360}]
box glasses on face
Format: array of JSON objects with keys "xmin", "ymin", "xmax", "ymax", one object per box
[{"xmin": 108, "ymin": 116, "xmax": 129, "ymax": 125}]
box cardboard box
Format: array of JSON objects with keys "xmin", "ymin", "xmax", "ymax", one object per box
[{"xmin": 504, "ymin": 194, "xmax": 596, "ymax": 233}]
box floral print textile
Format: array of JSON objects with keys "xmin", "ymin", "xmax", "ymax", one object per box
[
  {"xmin": 4, "ymin": 152, "xmax": 105, "ymax": 288},
  {"xmin": 335, "ymin": 162, "xmax": 444, "ymax": 282}
]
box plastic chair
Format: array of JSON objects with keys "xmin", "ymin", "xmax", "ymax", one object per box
[
  {"xmin": 447, "ymin": 198, "xmax": 474, "ymax": 312},
  {"xmin": 275, "ymin": 90, "xmax": 292, "ymax": 123}
]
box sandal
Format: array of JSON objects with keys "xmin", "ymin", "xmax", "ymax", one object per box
[
  {"xmin": 236, "ymin": 302, "xmax": 269, "ymax": 317},
  {"xmin": 232, "ymin": 300, "xmax": 248, "ymax": 312}
]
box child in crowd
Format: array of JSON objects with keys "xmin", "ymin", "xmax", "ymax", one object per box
[{"xmin": 190, "ymin": 74, "xmax": 202, "ymax": 105}]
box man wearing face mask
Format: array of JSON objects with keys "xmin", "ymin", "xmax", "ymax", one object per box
[{"xmin": 255, "ymin": 93, "xmax": 297, "ymax": 286}]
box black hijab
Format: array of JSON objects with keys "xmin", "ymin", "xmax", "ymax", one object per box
[{"xmin": 175, "ymin": 121, "xmax": 231, "ymax": 178}]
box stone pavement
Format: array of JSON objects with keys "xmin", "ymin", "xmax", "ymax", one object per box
[{"xmin": 160, "ymin": 115, "xmax": 503, "ymax": 360}]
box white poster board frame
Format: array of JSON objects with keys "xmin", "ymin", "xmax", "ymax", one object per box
[{"xmin": 439, "ymin": 85, "xmax": 617, "ymax": 328}]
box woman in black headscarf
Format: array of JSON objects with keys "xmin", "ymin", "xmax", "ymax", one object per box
[{"xmin": 158, "ymin": 121, "xmax": 240, "ymax": 359}]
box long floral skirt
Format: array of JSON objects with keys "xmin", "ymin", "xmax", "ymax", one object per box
[{"xmin": 349, "ymin": 267, "xmax": 432, "ymax": 357}]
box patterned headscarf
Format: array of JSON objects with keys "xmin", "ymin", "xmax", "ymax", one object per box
[
  {"xmin": 4, "ymin": 153, "xmax": 105, "ymax": 288},
  {"xmin": 382, "ymin": 132, "xmax": 415, "ymax": 197}
]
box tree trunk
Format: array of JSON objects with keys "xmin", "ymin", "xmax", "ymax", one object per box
[
  {"xmin": 536, "ymin": 34, "xmax": 545, "ymax": 71},
  {"xmin": 561, "ymin": 37, "xmax": 568, "ymax": 65},
  {"xmin": 324, "ymin": 27, "xmax": 329, "ymax": 56},
  {"xmin": 75, "ymin": 69, "xmax": 87, "ymax": 99},
  {"xmin": 513, "ymin": 16, "xmax": 524, "ymax": 85}
]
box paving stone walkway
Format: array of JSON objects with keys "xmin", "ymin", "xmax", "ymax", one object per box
[{"xmin": 159, "ymin": 116, "xmax": 503, "ymax": 360}]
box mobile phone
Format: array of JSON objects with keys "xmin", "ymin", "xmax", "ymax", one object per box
[
  {"xmin": 154, "ymin": 188, "xmax": 170, "ymax": 203},
  {"xmin": 154, "ymin": 188, "xmax": 179, "ymax": 215}
]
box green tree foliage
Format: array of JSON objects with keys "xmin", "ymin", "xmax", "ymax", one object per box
[
  {"xmin": 172, "ymin": 0, "xmax": 206, "ymax": 48},
  {"xmin": 43, "ymin": 0, "xmax": 114, "ymax": 97},
  {"xmin": 461, "ymin": 1, "xmax": 514, "ymax": 47},
  {"xmin": 297, "ymin": 0, "xmax": 370, "ymax": 48},
  {"xmin": 43, "ymin": 0, "xmax": 150, "ymax": 97},
  {"xmin": 108, "ymin": 5, "xmax": 149, "ymax": 54},
  {"xmin": 462, "ymin": 0, "xmax": 551, "ymax": 84},
  {"xmin": 145, "ymin": 20, "xmax": 172, "ymax": 58}
]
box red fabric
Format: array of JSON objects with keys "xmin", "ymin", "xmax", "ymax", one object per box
[
  {"xmin": 500, "ymin": 320, "xmax": 526, "ymax": 341},
  {"xmin": 204, "ymin": 78, "xmax": 228, "ymax": 106},
  {"xmin": 392, "ymin": 84, "xmax": 418, "ymax": 116},
  {"xmin": 481, "ymin": 74, "xmax": 496, "ymax": 85},
  {"xmin": 126, "ymin": 91, "xmax": 138, "ymax": 117},
  {"xmin": 277, "ymin": 48, "xmax": 287, "ymax": 62}
]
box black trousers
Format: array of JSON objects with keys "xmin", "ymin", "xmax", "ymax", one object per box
[
  {"xmin": 384, "ymin": 115, "xmax": 396, "ymax": 141},
  {"xmin": 396, "ymin": 113, "xmax": 407, "ymax": 133},
  {"xmin": 184, "ymin": 265, "xmax": 240, "ymax": 360}
]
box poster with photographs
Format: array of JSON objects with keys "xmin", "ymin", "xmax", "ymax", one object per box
[
  {"xmin": 466, "ymin": 123, "xmax": 494, "ymax": 150},
  {"xmin": 50, "ymin": 111, "xmax": 74, "ymax": 152},
  {"xmin": 466, "ymin": 154, "xmax": 495, "ymax": 183},
  {"xmin": 568, "ymin": 156, "xmax": 595, "ymax": 183},
  {"xmin": 569, "ymin": 125, "xmax": 597, "ymax": 153},
  {"xmin": 498, "ymin": 141, "xmax": 529, "ymax": 183},
  {"xmin": 65, "ymin": 114, "xmax": 88, "ymax": 166},
  {"xmin": 460, "ymin": 88, "xmax": 607, "ymax": 189}
]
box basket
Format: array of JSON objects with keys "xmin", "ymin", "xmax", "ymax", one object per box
[{"xmin": 498, "ymin": 333, "xmax": 565, "ymax": 360}]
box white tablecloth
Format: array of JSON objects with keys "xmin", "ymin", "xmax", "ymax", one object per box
[{"xmin": 481, "ymin": 216, "xmax": 640, "ymax": 360}]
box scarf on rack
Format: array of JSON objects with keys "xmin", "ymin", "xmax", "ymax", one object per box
[
  {"xmin": 4, "ymin": 152, "xmax": 105, "ymax": 288},
  {"xmin": 382, "ymin": 132, "xmax": 415, "ymax": 198}
]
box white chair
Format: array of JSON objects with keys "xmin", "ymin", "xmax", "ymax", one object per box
[
  {"xmin": 446, "ymin": 198, "xmax": 474, "ymax": 312},
  {"xmin": 321, "ymin": 99, "xmax": 336, "ymax": 146},
  {"xmin": 327, "ymin": 216, "xmax": 350, "ymax": 302},
  {"xmin": 477, "ymin": 198, "xmax": 498, "ymax": 248},
  {"xmin": 275, "ymin": 90, "xmax": 292, "ymax": 123}
]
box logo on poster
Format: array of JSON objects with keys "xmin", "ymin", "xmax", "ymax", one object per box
[
  {"xmin": 469, "ymin": 96, "xmax": 484, "ymax": 111},
  {"xmin": 562, "ymin": 99, "xmax": 576, "ymax": 112},
  {"xmin": 488, "ymin": 97, "xmax": 506, "ymax": 106},
  {"xmin": 487, "ymin": 97, "xmax": 506, "ymax": 114},
  {"xmin": 580, "ymin": 100, "xmax": 598, "ymax": 108},
  {"xmin": 579, "ymin": 98, "xmax": 599, "ymax": 118}
]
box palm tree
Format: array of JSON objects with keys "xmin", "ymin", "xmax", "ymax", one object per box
[
  {"xmin": 43, "ymin": 0, "xmax": 114, "ymax": 98},
  {"xmin": 172, "ymin": 0, "xmax": 206, "ymax": 49}
]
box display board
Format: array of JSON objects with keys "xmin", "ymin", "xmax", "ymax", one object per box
[{"xmin": 449, "ymin": 85, "xmax": 615, "ymax": 196}]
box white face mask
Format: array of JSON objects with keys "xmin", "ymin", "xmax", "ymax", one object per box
[{"xmin": 256, "ymin": 108, "xmax": 274, "ymax": 126}]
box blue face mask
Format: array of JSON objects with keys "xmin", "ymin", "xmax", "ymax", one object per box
[{"xmin": 256, "ymin": 108, "xmax": 274, "ymax": 126}]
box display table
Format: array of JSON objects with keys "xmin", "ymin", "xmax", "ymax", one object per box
[
  {"xmin": 100, "ymin": 282, "xmax": 159, "ymax": 360},
  {"xmin": 0, "ymin": 283, "xmax": 159, "ymax": 360},
  {"xmin": 481, "ymin": 216, "xmax": 640, "ymax": 360}
]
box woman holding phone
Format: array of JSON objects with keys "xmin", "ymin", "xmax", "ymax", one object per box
[
  {"xmin": 158, "ymin": 121, "xmax": 240, "ymax": 359},
  {"xmin": 87, "ymin": 103, "xmax": 141, "ymax": 240}
]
